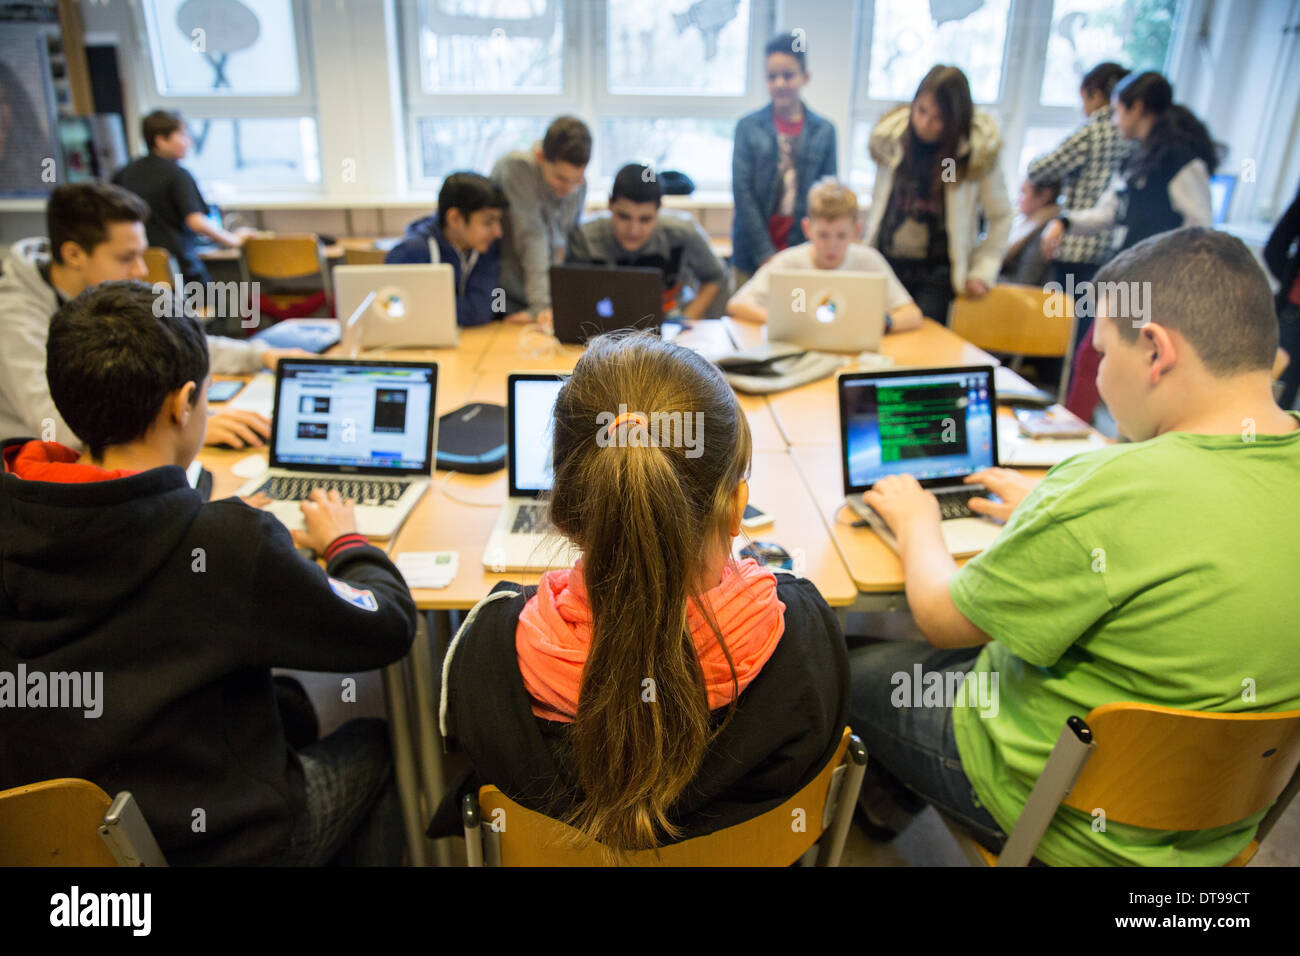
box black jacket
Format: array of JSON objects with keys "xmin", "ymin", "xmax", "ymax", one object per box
[
  {"xmin": 1265, "ymin": 180, "xmax": 1300, "ymax": 314},
  {"xmin": 430, "ymin": 575, "xmax": 849, "ymax": 841},
  {"xmin": 0, "ymin": 440, "xmax": 417, "ymax": 865}
]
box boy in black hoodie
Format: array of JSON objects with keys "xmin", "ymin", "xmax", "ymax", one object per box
[{"xmin": 0, "ymin": 281, "xmax": 417, "ymax": 865}]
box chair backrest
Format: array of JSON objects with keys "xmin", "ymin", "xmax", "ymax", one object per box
[
  {"xmin": 951, "ymin": 283, "xmax": 1074, "ymax": 358},
  {"xmin": 0, "ymin": 778, "xmax": 118, "ymax": 865},
  {"xmin": 476, "ymin": 727, "xmax": 857, "ymax": 866},
  {"xmin": 1064, "ymin": 702, "xmax": 1300, "ymax": 830},
  {"xmin": 143, "ymin": 247, "xmax": 177, "ymax": 288},
  {"xmin": 344, "ymin": 246, "xmax": 388, "ymax": 266},
  {"xmin": 241, "ymin": 234, "xmax": 327, "ymax": 281}
]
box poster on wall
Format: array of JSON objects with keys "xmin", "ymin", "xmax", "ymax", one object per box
[{"xmin": 0, "ymin": 24, "xmax": 60, "ymax": 197}]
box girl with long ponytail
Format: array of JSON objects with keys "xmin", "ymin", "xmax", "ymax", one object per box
[{"xmin": 434, "ymin": 331, "xmax": 848, "ymax": 856}]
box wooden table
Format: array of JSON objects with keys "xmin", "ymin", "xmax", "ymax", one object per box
[{"xmin": 766, "ymin": 319, "xmax": 1001, "ymax": 447}]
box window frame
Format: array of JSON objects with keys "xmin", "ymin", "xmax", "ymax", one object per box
[
  {"xmin": 847, "ymin": 0, "xmax": 1185, "ymax": 196},
  {"xmin": 400, "ymin": 0, "xmax": 776, "ymax": 194},
  {"xmin": 129, "ymin": 0, "xmax": 322, "ymax": 192}
]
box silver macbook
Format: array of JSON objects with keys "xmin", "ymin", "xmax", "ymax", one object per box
[
  {"xmin": 237, "ymin": 358, "xmax": 438, "ymax": 539},
  {"xmin": 768, "ymin": 270, "xmax": 886, "ymax": 353},
  {"xmin": 839, "ymin": 365, "xmax": 1003, "ymax": 557},
  {"xmin": 333, "ymin": 264, "xmax": 459, "ymax": 349},
  {"xmin": 481, "ymin": 373, "xmax": 581, "ymax": 573}
]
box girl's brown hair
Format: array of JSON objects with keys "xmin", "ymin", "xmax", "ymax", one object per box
[
  {"xmin": 547, "ymin": 331, "xmax": 752, "ymax": 854},
  {"xmin": 906, "ymin": 64, "xmax": 975, "ymax": 195}
]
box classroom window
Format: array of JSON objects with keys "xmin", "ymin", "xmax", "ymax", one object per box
[
  {"xmin": 134, "ymin": 0, "xmax": 320, "ymax": 191},
  {"xmin": 1039, "ymin": 0, "xmax": 1180, "ymax": 107},
  {"xmin": 140, "ymin": 0, "xmax": 303, "ymax": 96},
  {"xmin": 596, "ymin": 117, "xmax": 735, "ymax": 185},
  {"xmin": 180, "ymin": 117, "xmax": 322, "ymax": 191},
  {"xmin": 415, "ymin": 0, "xmax": 566, "ymax": 95},
  {"xmin": 604, "ymin": 0, "xmax": 752, "ymax": 96},
  {"xmin": 864, "ymin": 0, "xmax": 1011, "ymax": 104},
  {"xmin": 416, "ymin": 116, "xmax": 550, "ymax": 179},
  {"xmin": 402, "ymin": 0, "xmax": 772, "ymax": 192},
  {"xmin": 850, "ymin": 0, "xmax": 1186, "ymax": 200}
]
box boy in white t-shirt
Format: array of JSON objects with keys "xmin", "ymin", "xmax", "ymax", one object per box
[{"xmin": 727, "ymin": 178, "xmax": 924, "ymax": 331}]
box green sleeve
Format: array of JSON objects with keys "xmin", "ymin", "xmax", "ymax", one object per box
[{"xmin": 950, "ymin": 498, "xmax": 1114, "ymax": 668}]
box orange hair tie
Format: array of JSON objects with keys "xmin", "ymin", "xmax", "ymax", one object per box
[{"xmin": 606, "ymin": 411, "xmax": 649, "ymax": 438}]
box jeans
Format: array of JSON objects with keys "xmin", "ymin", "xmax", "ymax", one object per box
[
  {"xmin": 275, "ymin": 718, "xmax": 405, "ymax": 866},
  {"xmin": 848, "ymin": 640, "xmax": 1006, "ymax": 852},
  {"xmin": 885, "ymin": 257, "xmax": 954, "ymax": 326}
]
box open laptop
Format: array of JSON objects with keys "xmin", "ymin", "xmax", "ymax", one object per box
[
  {"xmin": 550, "ymin": 263, "xmax": 664, "ymax": 344},
  {"xmin": 333, "ymin": 264, "xmax": 458, "ymax": 349},
  {"xmin": 236, "ymin": 358, "xmax": 438, "ymax": 539},
  {"xmin": 839, "ymin": 365, "xmax": 1003, "ymax": 557},
  {"xmin": 768, "ymin": 270, "xmax": 887, "ymax": 353},
  {"xmin": 481, "ymin": 372, "xmax": 582, "ymax": 572}
]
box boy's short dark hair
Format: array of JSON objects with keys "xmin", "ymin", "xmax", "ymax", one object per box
[
  {"xmin": 541, "ymin": 116, "xmax": 592, "ymax": 168},
  {"xmin": 764, "ymin": 32, "xmax": 807, "ymax": 72},
  {"xmin": 437, "ymin": 172, "xmax": 507, "ymax": 227},
  {"xmin": 47, "ymin": 281, "xmax": 210, "ymax": 459},
  {"xmin": 1095, "ymin": 227, "xmax": 1278, "ymax": 376},
  {"xmin": 47, "ymin": 182, "xmax": 149, "ymax": 265},
  {"xmin": 142, "ymin": 110, "xmax": 185, "ymax": 152},
  {"xmin": 610, "ymin": 163, "xmax": 661, "ymax": 206}
]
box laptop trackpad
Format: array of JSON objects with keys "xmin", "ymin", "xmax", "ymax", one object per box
[{"xmin": 942, "ymin": 517, "xmax": 1003, "ymax": 558}]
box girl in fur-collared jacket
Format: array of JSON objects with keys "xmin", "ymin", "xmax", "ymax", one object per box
[{"xmin": 865, "ymin": 65, "xmax": 1012, "ymax": 326}]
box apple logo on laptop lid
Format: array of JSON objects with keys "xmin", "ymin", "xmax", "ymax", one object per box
[
  {"xmin": 813, "ymin": 290, "xmax": 842, "ymax": 324},
  {"xmin": 596, "ymin": 296, "xmax": 614, "ymax": 319}
]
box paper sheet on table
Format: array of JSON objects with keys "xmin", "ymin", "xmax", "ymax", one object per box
[
  {"xmin": 999, "ymin": 429, "xmax": 1110, "ymax": 467},
  {"xmin": 227, "ymin": 373, "xmax": 275, "ymax": 418},
  {"xmin": 395, "ymin": 551, "xmax": 458, "ymax": 589}
]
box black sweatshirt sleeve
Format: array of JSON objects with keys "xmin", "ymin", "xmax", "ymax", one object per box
[{"xmin": 243, "ymin": 511, "xmax": 417, "ymax": 672}]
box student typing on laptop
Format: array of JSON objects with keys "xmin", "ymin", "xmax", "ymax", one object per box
[
  {"xmin": 727, "ymin": 178, "xmax": 923, "ymax": 331},
  {"xmin": 0, "ymin": 281, "xmax": 417, "ymax": 864},
  {"xmin": 847, "ymin": 228, "xmax": 1300, "ymax": 865}
]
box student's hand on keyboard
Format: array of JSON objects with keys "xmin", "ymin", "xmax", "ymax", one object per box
[
  {"xmin": 964, "ymin": 468, "xmax": 1039, "ymax": 521},
  {"xmin": 205, "ymin": 408, "xmax": 271, "ymax": 449},
  {"xmin": 862, "ymin": 474, "xmax": 940, "ymax": 546},
  {"xmin": 292, "ymin": 488, "xmax": 358, "ymax": 555},
  {"xmin": 241, "ymin": 491, "xmax": 272, "ymax": 509}
]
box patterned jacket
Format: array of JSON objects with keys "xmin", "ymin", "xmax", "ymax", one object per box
[{"xmin": 1026, "ymin": 105, "xmax": 1131, "ymax": 265}]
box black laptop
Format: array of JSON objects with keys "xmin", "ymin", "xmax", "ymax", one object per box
[{"xmin": 549, "ymin": 263, "xmax": 664, "ymax": 344}]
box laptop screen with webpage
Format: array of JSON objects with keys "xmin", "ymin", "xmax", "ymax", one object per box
[
  {"xmin": 508, "ymin": 373, "xmax": 568, "ymax": 497},
  {"xmin": 839, "ymin": 366, "xmax": 998, "ymax": 494},
  {"xmin": 270, "ymin": 359, "xmax": 437, "ymax": 474}
]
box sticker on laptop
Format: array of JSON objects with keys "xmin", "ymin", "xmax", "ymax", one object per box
[{"xmin": 327, "ymin": 576, "xmax": 379, "ymax": 612}]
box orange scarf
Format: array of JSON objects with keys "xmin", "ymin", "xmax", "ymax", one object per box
[{"xmin": 515, "ymin": 557, "xmax": 786, "ymax": 722}]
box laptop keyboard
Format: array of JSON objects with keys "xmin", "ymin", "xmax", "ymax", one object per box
[
  {"xmin": 255, "ymin": 476, "xmax": 407, "ymax": 506},
  {"xmin": 937, "ymin": 488, "xmax": 981, "ymax": 520},
  {"xmin": 511, "ymin": 502, "xmax": 551, "ymax": 534}
]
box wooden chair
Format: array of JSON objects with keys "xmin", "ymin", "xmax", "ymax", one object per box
[
  {"xmin": 463, "ymin": 728, "xmax": 867, "ymax": 866},
  {"xmin": 0, "ymin": 778, "xmax": 167, "ymax": 866},
  {"xmin": 941, "ymin": 703, "xmax": 1300, "ymax": 867},
  {"xmin": 951, "ymin": 283, "xmax": 1076, "ymax": 402},
  {"xmin": 239, "ymin": 233, "xmax": 332, "ymax": 325},
  {"xmin": 143, "ymin": 246, "xmax": 178, "ymax": 288},
  {"xmin": 343, "ymin": 246, "xmax": 388, "ymax": 266}
]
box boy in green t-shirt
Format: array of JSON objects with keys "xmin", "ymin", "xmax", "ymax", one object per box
[{"xmin": 849, "ymin": 227, "xmax": 1300, "ymax": 866}]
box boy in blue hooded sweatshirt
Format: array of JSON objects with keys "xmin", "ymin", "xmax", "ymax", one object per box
[{"xmin": 386, "ymin": 172, "xmax": 524, "ymax": 325}]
